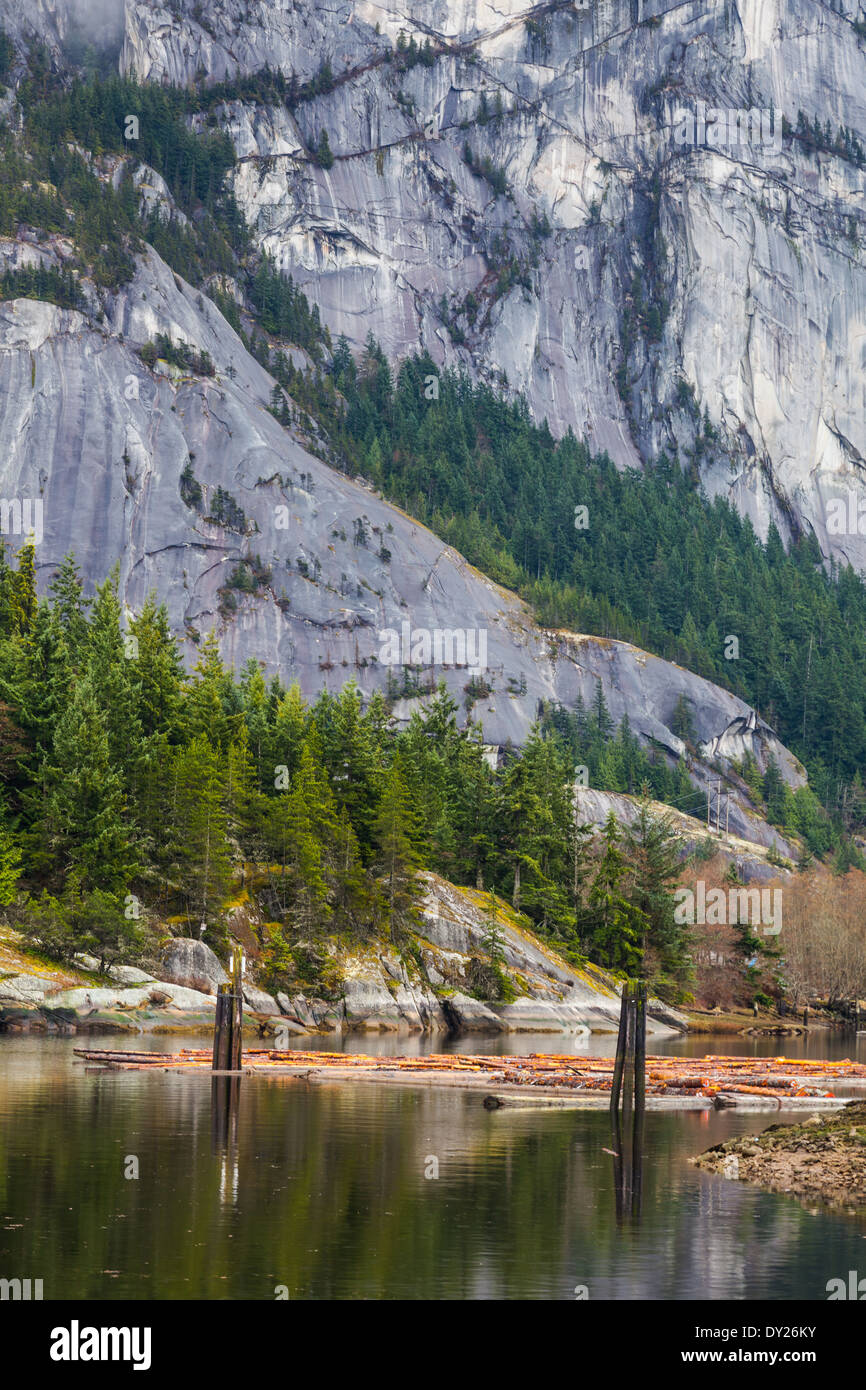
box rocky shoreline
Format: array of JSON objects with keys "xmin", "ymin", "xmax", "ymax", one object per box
[
  {"xmin": 0, "ymin": 876, "xmax": 687, "ymax": 1040},
  {"xmin": 692, "ymin": 1101, "xmax": 866, "ymax": 1214}
]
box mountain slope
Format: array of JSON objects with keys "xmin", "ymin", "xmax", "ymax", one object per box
[
  {"xmin": 0, "ymin": 0, "xmax": 853, "ymax": 859},
  {"xmin": 110, "ymin": 0, "xmax": 866, "ymax": 574},
  {"xmin": 0, "ymin": 231, "xmax": 803, "ymax": 849}
]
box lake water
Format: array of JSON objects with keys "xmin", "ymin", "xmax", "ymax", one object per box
[{"xmin": 1, "ymin": 1032, "xmax": 864, "ymax": 1300}]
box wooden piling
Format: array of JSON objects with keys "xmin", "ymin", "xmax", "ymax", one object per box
[
  {"xmin": 230, "ymin": 981, "xmax": 243, "ymax": 1072},
  {"xmin": 631, "ymin": 981, "xmax": 647, "ymax": 1218},
  {"xmin": 610, "ymin": 980, "xmax": 631, "ymax": 1114},
  {"xmin": 633, "ymin": 980, "xmax": 647, "ymax": 1116},
  {"xmin": 211, "ymin": 948, "xmax": 244, "ymax": 1074},
  {"xmin": 621, "ymin": 988, "xmax": 635, "ymax": 1134},
  {"xmin": 212, "ymin": 984, "xmax": 232, "ymax": 1072},
  {"xmin": 609, "ymin": 978, "xmax": 647, "ymax": 1220}
]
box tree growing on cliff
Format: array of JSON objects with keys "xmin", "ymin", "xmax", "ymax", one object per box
[
  {"xmin": 314, "ymin": 129, "xmax": 334, "ymax": 169},
  {"xmin": 167, "ymin": 736, "xmax": 232, "ymax": 926}
]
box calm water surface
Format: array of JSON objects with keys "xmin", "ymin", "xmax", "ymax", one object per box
[{"xmin": 1, "ymin": 1031, "xmax": 864, "ymax": 1300}]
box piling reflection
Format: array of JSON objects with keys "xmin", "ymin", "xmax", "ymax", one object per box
[
  {"xmin": 211, "ymin": 1074, "xmax": 241, "ymax": 1205},
  {"xmin": 610, "ymin": 979, "xmax": 647, "ymax": 1223}
]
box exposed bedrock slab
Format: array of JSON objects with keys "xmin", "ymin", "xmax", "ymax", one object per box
[
  {"xmin": 108, "ymin": 0, "xmax": 866, "ymax": 573},
  {"xmin": 0, "ymin": 248, "xmax": 799, "ymax": 849}
]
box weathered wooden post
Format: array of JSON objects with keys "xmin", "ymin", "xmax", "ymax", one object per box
[
  {"xmin": 621, "ymin": 985, "xmax": 635, "ymax": 1136},
  {"xmin": 229, "ymin": 949, "xmax": 244, "ymax": 1073},
  {"xmin": 212, "ymin": 985, "xmax": 231, "ymax": 1071},
  {"xmin": 633, "ymin": 981, "xmax": 646, "ymax": 1116},
  {"xmin": 631, "ymin": 980, "xmax": 647, "ymax": 1218},
  {"xmin": 610, "ymin": 980, "xmax": 631, "ymax": 1115},
  {"xmin": 610, "ymin": 980, "xmax": 630, "ymax": 1220},
  {"xmin": 212, "ymin": 947, "xmax": 244, "ymax": 1073},
  {"xmin": 610, "ymin": 979, "xmax": 647, "ymax": 1221}
]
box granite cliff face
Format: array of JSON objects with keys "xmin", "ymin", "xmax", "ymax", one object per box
[
  {"xmin": 0, "ymin": 237, "xmax": 804, "ymax": 845},
  {"xmin": 0, "ymin": 0, "xmax": 842, "ymax": 854},
  {"xmin": 113, "ymin": 0, "xmax": 866, "ymax": 573}
]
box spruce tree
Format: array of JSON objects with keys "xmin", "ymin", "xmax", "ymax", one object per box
[
  {"xmin": 624, "ymin": 798, "xmax": 690, "ymax": 982},
  {"xmin": 40, "ymin": 675, "xmax": 137, "ymax": 892},
  {"xmin": 128, "ymin": 594, "xmax": 185, "ymax": 741},
  {"xmin": 315, "ymin": 129, "xmax": 334, "ymax": 169},
  {"xmin": 9, "ymin": 541, "xmax": 37, "ymax": 638},
  {"xmin": 265, "ymin": 741, "xmax": 333, "ymax": 931},
  {"xmin": 185, "ymin": 631, "xmax": 240, "ymax": 749},
  {"xmin": 583, "ymin": 812, "xmax": 646, "ymax": 972},
  {"xmin": 84, "ymin": 571, "xmax": 144, "ymax": 781},
  {"xmin": 168, "ymin": 735, "xmax": 232, "ymax": 925},
  {"xmin": 48, "ymin": 553, "xmax": 90, "ymax": 658},
  {"xmin": 373, "ymin": 759, "xmax": 421, "ymax": 941}
]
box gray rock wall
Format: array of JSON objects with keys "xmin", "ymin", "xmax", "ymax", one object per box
[
  {"xmin": 0, "ymin": 240, "xmax": 799, "ymax": 846},
  {"xmin": 111, "ymin": 0, "xmax": 866, "ymax": 573},
  {"xmin": 0, "ymin": 0, "xmax": 822, "ymax": 858}
]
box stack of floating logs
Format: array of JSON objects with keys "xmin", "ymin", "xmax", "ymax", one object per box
[{"xmin": 72, "ymin": 1047, "xmax": 866, "ymax": 1104}]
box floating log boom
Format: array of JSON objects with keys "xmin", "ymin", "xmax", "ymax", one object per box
[{"xmin": 71, "ymin": 1046, "xmax": 866, "ymax": 1108}]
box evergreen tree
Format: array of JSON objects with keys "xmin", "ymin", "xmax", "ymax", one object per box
[
  {"xmin": 225, "ymin": 725, "xmax": 263, "ymax": 856},
  {"xmin": 168, "ymin": 735, "xmax": 231, "ymax": 924},
  {"xmin": 582, "ymin": 812, "xmax": 646, "ymax": 972},
  {"xmin": 39, "ymin": 675, "xmax": 137, "ymax": 892},
  {"xmin": 264, "ymin": 741, "xmax": 334, "ymax": 931},
  {"xmin": 373, "ymin": 759, "xmax": 421, "ymax": 941},
  {"xmin": 8, "ymin": 541, "xmax": 37, "ymax": 638},
  {"xmin": 315, "ymin": 129, "xmax": 334, "ymax": 169},
  {"xmin": 65, "ymin": 882, "xmax": 148, "ymax": 974},
  {"xmin": 315, "ymin": 682, "xmax": 382, "ymax": 851},
  {"xmin": 48, "ymin": 553, "xmax": 90, "ymax": 657},
  {"xmin": 331, "ymin": 805, "xmax": 376, "ymax": 935},
  {"xmin": 499, "ymin": 726, "xmax": 575, "ymax": 935},
  {"xmin": 128, "ymin": 595, "xmax": 185, "ymax": 742},
  {"xmin": 185, "ymin": 632, "xmax": 240, "ymax": 748},
  {"xmin": 0, "ymin": 814, "xmax": 22, "ymax": 905},
  {"xmin": 84, "ymin": 572, "xmax": 144, "ymax": 780},
  {"xmin": 624, "ymin": 799, "xmax": 690, "ymax": 983},
  {"xmin": 272, "ymin": 682, "xmax": 309, "ymax": 784},
  {"xmin": 591, "ymin": 680, "xmax": 614, "ymax": 743}
]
